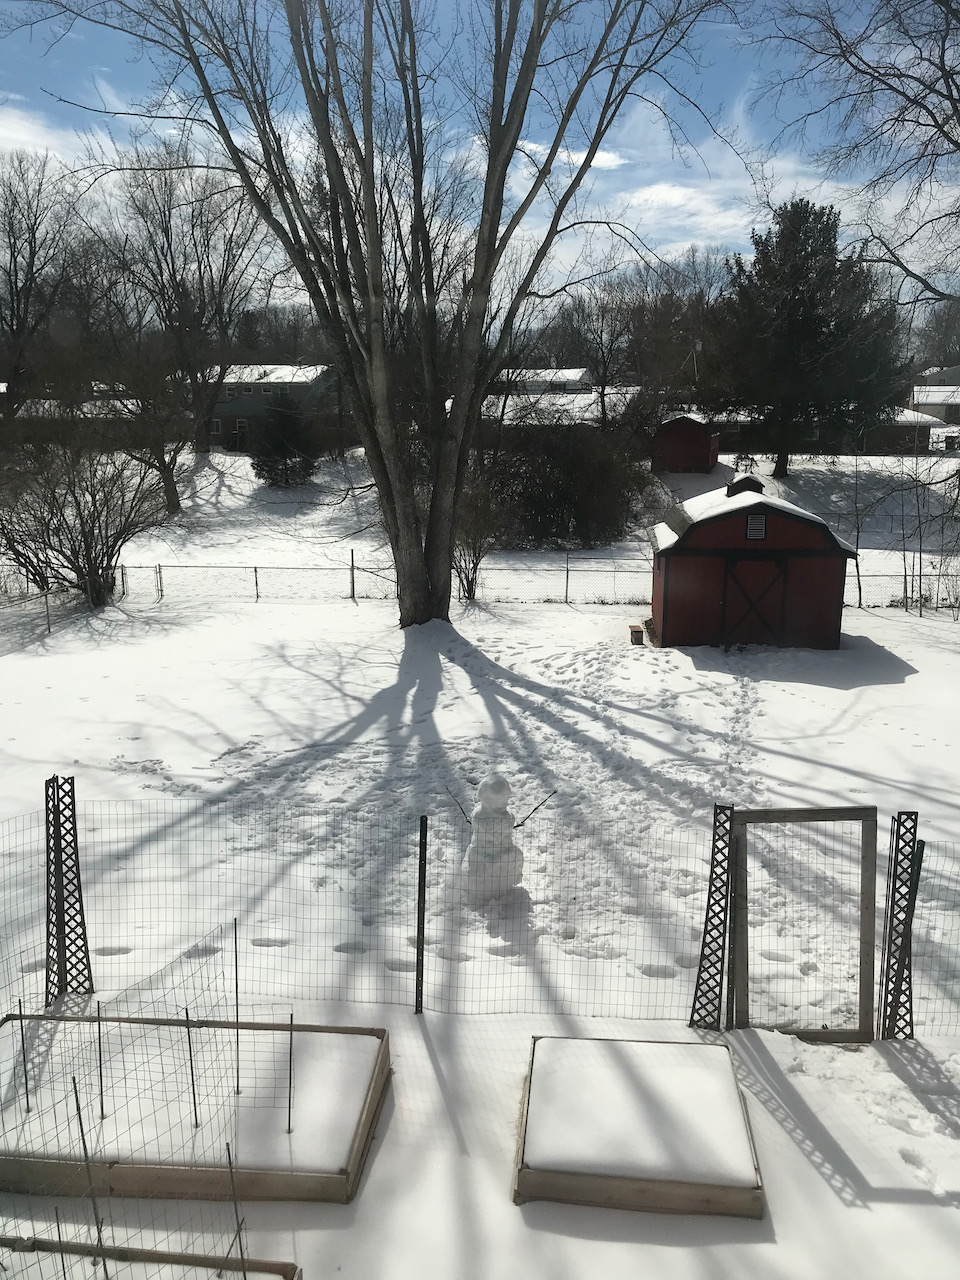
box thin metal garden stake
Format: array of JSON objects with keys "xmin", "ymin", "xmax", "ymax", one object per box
[
  {"xmin": 234, "ymin": 918, "xmax": 241, "ymax": 1095},
  {"xmin": 414, "ymin": 815, "xmax": 428, "ymax": 1015},
  {"xmin": 286, "ymin": 1014, "xmax": 294, "ymax": 1134},
  {"xmin": 97, "ymin": 1001, "xmax": 105, "ymax": 1119},
  {"xmin": 225, "ymin": 1142, "xmax": 248, "ymax": 1277},
  {"xmin": 17, "ymin": 999, "xmax": 30, "ymax": 1114},
  {"xmin": 54, "ymin": 1207, "xmax": 69, "ymax": 1280},
  {"xmin": 184, "ymin": 1008, "xmax": 200, "ymax": 1128},
  {"xmin": 71, "ymin": 1077, "xmax": 108, "ymax": 1280}
]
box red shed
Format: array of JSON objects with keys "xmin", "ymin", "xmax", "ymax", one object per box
[
  {"xmin": 651, "ymin": 413, "xmax": 719, "ymax": 473},
  {"xmin": 648, "ymin": 478, "xmax": 856, "ymax": 648}
]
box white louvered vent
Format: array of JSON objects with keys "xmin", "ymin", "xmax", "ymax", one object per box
[{"xmin": 746, "ymin": 514, "xmax": 766, "ymax": 540}]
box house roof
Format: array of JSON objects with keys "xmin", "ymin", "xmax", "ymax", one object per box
[
  {"xmin": 222, "ymin": 364, "xmax": 329, "ymax": 385},
  {"xmin": 482, "ymin": 387, "xmax": 640, "ymax": 425},
  {"xmin": 895, "ymin": 407, "xmax": 942, "ymax": 426},
  {"xmin": 913, "ymin": 385, "xmax": 960, "ymax": 406},
  {"xmin": 497, "ymin": 368, "xmax": 592, "ymax": 386},
  {"xmin": 650, "ymin": 487, "xmax": 857, "ymax": 556},
  {"xmin": 659, "ymin": 410, "xmax": 711, "ymax": 426}
]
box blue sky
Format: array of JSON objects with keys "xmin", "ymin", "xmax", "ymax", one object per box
[{"xmin": 0, "ymin": 8, "xmax": 855, "ymax": 259}]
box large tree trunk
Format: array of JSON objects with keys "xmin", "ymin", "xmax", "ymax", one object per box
[
  {"xmin": 772, "ymin": 449, "xmax": 790, "ymax": 479},
  {"xmin": 159, "ymin": 461, "xmax": 182, "ymax": 515}
]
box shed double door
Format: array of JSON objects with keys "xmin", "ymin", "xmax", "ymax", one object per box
[{"xmin": 720, "ymin": 556, "xmax": 787, "ymax": 645}]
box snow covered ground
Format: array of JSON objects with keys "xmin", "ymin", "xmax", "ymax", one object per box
[{"xmin": 2, "ymin": 451, "xmax": 960, "ymax": 1276}]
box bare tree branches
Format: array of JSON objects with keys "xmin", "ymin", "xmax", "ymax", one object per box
[
  {"xmin": 0, "ymin": 446, "xmax": 165, "ymax": 605},
  {"xmin": 18, "ymin": 0, "xmax": 729, "ymax": 623},
  {"xmin": 766, "ymin": 0, "xmax": 960, "ymax": 299}
]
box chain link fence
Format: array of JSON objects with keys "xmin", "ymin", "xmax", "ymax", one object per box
[{"xmin": 3, "ymin": 550, "xmax": 960, "ymax": 613}]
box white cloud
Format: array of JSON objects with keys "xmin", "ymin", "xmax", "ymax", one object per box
[{"xmin": 0, "ymin": 105, "xmax": 90, "ymax": 158}]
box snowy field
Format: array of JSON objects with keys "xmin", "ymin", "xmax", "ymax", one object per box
[{"xmin": 3, "ymin": 452, "xmax": 960, "ymax": 1276}]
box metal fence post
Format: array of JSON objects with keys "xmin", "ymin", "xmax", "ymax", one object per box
[
  {"xmin": 156, "ymin": 565, "xmax": 164, "ymax": 602},
  {"xmin": 44, "ymin": 775, "xmax": 94, "ymax": 1008},
  {"xmin": 415, "ymin": 816, "xmax": 428, "ymax": 1014},
  {"xmin": 689, "ymin": 804, "xmax": 734, "ymax": 1030},
  {"xmin": 253, "ymin": 566, "xmax": 260, "ymax": 602},
  {"xmin": 878, "ymin": 812, "xmax": 925, "ymax": 1039},
  {"xmin": 564, "ymin": 551, "xmax": 570, "ymax": 604},
  {"xmin": 44, "ymin": 591, "xmax": 51, "ymax": 634},
  {"xmin": 350, "ymin": 550, "xmax": 356, "ymax": 601}
]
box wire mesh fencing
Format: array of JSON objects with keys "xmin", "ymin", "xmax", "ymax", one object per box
[
  {"xmin": 739, "ymin": 818, "xmax": 867, "ymax": 1035},
  {"xmin": 6, "ymin": 800, "xmax": 960, "ymax": 1032},
  {"xmin": 422, "ymin": 815, "xmax": 710, "ymax": 1017},
  {"xmin": 909, "ymin": 839, "xmax": 960, "ymax": 1035},
  {"xmin": 1, "ymin": 803, "xmax": 713, "ymax": 1022}
]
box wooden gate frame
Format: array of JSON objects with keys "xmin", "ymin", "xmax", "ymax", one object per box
[{"xmin": 729, "ymin": 806, "xmax": 877, "ymax": 1043}]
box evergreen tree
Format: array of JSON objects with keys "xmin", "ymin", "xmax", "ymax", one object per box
[
  {"xmin": 249, "ymin": 393, "xmax": 320, "ymax": 487},
  {"xmin": 716, "ymin": 200, "xmax": 909, "ymax": 477}
]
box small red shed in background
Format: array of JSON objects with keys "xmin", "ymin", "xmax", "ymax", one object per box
[
  {"xmin": 648, "ymin": 478, "xmax": 856, "ymax": 648},
  {"xmin": 651, "ymin": 413, "xmax": 720, "ymax": 474}
]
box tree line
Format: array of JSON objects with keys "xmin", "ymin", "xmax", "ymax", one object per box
[{"xmin": 5, "ymin": 0, "xmax": 960, "ymax": 622}]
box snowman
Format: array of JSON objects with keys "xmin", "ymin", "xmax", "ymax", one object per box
[{"xmin": 460, "ymin": 773, "xmax": 524, "ymax": 908}]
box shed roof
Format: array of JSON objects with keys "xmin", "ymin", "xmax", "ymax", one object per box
[{"xmin": 650, "ymin": 487, "xmax": 856, "ymax": 556}]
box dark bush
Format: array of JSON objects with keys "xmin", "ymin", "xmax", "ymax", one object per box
[
  {"xmin": 249, "ymin": 392, "xmax": 322, "ymax": 486},
  {"xmin": 498, "ymin": 423, "xmax": 642, "ymax": 547}
]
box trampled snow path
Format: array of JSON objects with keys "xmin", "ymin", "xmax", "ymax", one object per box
[{"xmin": 2, "ymin": 595, "xmax": 956, "ymax": 837}]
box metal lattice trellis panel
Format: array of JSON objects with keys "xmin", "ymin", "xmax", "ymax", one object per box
[
  {"xmin": 689, "ymin": 804, "xmax": 734, "ymax": 1031},
  {"xmin": 878, "ymin": 812, "xmax": 925, "ymax": 1040},
  {"xmin": 45, "ymin": 775, "xmax": 93, "ymax": 1007}
]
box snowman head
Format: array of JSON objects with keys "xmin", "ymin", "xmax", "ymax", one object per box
[{"xmin": 477, "ymin": 772, "xmax": 511, "ymax": 811}]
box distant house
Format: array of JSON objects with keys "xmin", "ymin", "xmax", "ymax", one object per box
[
  {"xmin": 210, "ymin": 364, "xmax": 334, "ymax": 451},
  {"xmin": 13, "ymin": 393, "xmax": 137, "ymax": 439},
  {"xmin": 861, "ymin": 407, "xmax": 941, "ymax": 452},
  {"xmin": 651, "ymin": 413, "xmax": 719, "ymax": 473},
  {"xmin": 490, "ymin": 368, "xmax": 594, "ymax": 395},
  {"xmin": 910, "ymin": 384, "xmax": 960, "ymax": 426},
  {"xmin": 480, "ymin": 369, "xmax": 640, "ymax": 433},
  {"xmin": 916, "ymin": 365, "xmax": 960, "ymax": 386},
  {"xmin": 705, "ymin": 405, "xmax": 938, "ymax": 455}
]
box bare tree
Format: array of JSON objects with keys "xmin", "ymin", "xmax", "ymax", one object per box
[
  {"xmin": 25, "ymin": 0, "xmax": 728, "ymax": 625},
  {"xmin": 765, "ymin": 0, "xmax": 960, "ymax": 301},
  {"xmin": 0, "ymin": 443, "xmax": 165, "ymax": 605},
  {"xmin": 0, "ymin": 150, "xmax": 76, "ymax": 428},
  {"xmin": 95, "ymin": 142, "xmax": 277, "ymax": 452}
]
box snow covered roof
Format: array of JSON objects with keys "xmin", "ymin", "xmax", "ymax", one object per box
[
  {"xmin": 498, "ymin": 368, "xmax": 592, "ymax": 386},
  {"xmin": 913, "ymin": 385, "xmax": 960, "ymax": 405},
  {"xmin": 222, "ymin": 364, "xmax": 329, "ymax": 385},
  {"xmin": 659, "ymin": 409, "xmax": 711, "ymax": 425},
  {"xmin": 895, "ymin": 407, "xmax": 943, "ymax": 426},
  {"xmin": 482, "ymin": 387, "xmax": 640, "ymax": 425},
  {"xmin": 651, "ymin": 486, "xmax": 857, "ymax": 555}
]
